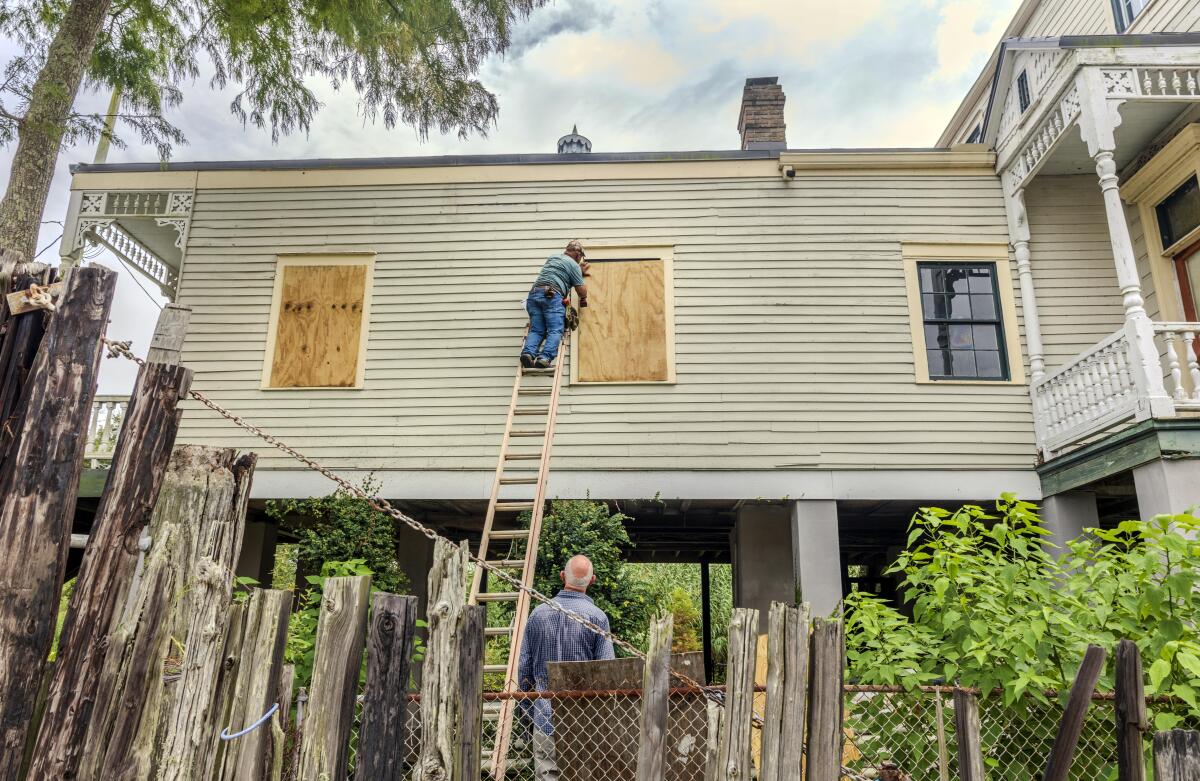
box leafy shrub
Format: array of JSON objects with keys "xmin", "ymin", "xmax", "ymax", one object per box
[
  {"xmin": 845, "ymin": 494, "xmax": 1200, "ymax": 729},
  {"xmin": 266, "ymin": 476, "xmax": 409, "ymax": 595},
  {"xmin": 664, "ymin": 587, "xmax": 702, "ymax": 652}
]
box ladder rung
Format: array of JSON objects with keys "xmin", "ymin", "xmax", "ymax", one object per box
[
  {"xmin": 488, "ymin": 529, "xmax": 530, "ymax": 540},
  {"xmin": 509, "ymin": 429, "xmax": 544, "ymax": 437},
  {"xmin": 504, "ymin": 453, "xmax": 542, "ymax": 461},
  {"xmin": 486, "ymin": 559, "xmax": 526, "ymax": 568},
  {"xmin": 485, "ymin": 626, "xmax": 513, "ymax": 637},
  {"xmin": 476, "ymin": 592, "xmax": 520, "ymax": 602},
  {"xmin": 499, "ymin": 477, "xmax": 538, "ymax": 485},
  {"xmin": 484, "ymin": 664, "xmax": 509, "ymax": 674},
  {"xmin": 522, "ymin": 368, "xmax": 555, "ymax": 375},
  {"xmin": 514, "ymin": 407, "xmax": 550, "ymax": 415},
  {"xmin": 494, "ymin": 501, "xmax": 535, "ymax": 512},
  {"xmin": 520, "ymin": 388, "xmax": 552, "ymax": 395}
]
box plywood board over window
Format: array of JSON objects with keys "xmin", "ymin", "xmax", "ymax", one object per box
[
  {"xmin": 573, "ymin": 245, "xmax": 675, "ymax": 384},
  {"xmin": 263, "ymin": 254, "xmax": 374, "ymax": 389}
]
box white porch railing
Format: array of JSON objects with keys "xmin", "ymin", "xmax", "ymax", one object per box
[
  {"xmin": 1033, "ymin": 322, "xmax": 1200, "ymax": 456},
  {"xmin": 85, "ymin": 395, "xmax": 127, "ymax": 467}
]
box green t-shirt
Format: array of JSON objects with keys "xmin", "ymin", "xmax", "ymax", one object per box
[{"xmin": 533, "ymin": 254, "xmax": 584, "ymax": 295}]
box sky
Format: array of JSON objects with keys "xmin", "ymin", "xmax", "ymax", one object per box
[{"xmin": 1, "ymin": 0, "xmax": 1022, "ymax": 393}]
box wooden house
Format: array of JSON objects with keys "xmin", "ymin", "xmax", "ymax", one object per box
[{"xmin": 65, "ymin": 0, "xmax": 1200, "ymax": 625}]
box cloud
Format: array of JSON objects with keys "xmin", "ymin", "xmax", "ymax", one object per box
[{"xmin": 505, "ymin": 0, "xmax": 617, "ymax": 60}]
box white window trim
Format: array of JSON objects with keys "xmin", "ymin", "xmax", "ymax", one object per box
[
  {"xmin": 568, "ymin": 242, "xmax": 677, "ymax": 385},
  {"xmin": 261, "ymin": 252, "xmax": 376, "ymax": 390},
  {"xmin": 901, "ymin": 242, "xmax": 1026, "ymax": 386}
]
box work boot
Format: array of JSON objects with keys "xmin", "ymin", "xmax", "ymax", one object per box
[
  {"xmin": 520, "ymin": 353, "xmax": 535, "ymax": 368},
  {"xmin": 535, "ymin": 356, "xmax": 552, "ymax": 369}
]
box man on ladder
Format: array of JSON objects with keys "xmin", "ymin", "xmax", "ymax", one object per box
[{"xmin": 521, "ymin": 240, "xmax": 589, "ymax": 369}]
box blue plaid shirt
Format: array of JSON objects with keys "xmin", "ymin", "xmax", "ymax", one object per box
[{"xmin": 517, "ymin": 590, "xmax": 615, "ymax": 734}]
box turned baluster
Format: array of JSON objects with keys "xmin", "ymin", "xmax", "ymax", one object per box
[
  {"xmin": 1163, "ymin": 331, "xmax": 1185, "ymax": 400},
  {"xmin": 1182, "ymin": 331, "xmax": 1200, "ymax": 401}
]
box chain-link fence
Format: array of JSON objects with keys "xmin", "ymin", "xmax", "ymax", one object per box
[{"xmin": 312, "ymin": 683, "xmax": 1179, "ymax": 780}]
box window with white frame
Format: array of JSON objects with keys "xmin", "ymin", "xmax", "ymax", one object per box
[{"xmin": 1113, "ymin": 0, "xmax": 1151, "ymax": 31}]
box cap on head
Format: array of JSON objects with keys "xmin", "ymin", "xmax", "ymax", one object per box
[{"xmin": 565, "ymin": 239, "xmax": 586, "ymax": 258}]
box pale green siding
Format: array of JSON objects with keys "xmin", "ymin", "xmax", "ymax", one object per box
[
  {"xmin": 1130, "ymin": 0, "xmax": 1200, "ymax": 31},
  {"xmin": 173, "ymin": 171, "xmax": 1036, "ymax": 473},
  {"xmin": 1019, "ymin": 0, "xmax": 1115, "ymax": 35}
]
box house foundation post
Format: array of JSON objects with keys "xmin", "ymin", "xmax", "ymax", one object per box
[
  {"xmin": 790, "ymin": 500, "xmax": 843, "ymax": 617},
  {"xmin": 1132, "ymin": 458, "xmax": 1200, "ymax": 519},
  {"xmin": 1040, "ymin": 491, "xmax": 1099, "ymax": 553}
]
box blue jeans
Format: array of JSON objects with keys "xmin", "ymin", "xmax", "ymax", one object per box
[{"xmin": 522, "ymin": 289, "xmax": 565, "ymax": 361}]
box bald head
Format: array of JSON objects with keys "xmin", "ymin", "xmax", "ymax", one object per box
[{"xmin": 560, "ymin": 554, "xmax": 596, "ymax": 592}]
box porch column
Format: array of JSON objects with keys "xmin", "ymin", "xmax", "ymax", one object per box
[
  {"xmin": 1076, "ymin": 68, "xmax": 1174, "ymax": 417},
  {"xmin": 790, "ymin": 500, "xmax": 843, "ymax": 616},
  {"xmin": 732, "ymin": 503, "xmax": 796, "ymax": 618},
  {"xmin": 1040, "ymin": 491, "xmax": 1099, "ymax": 553},
  {"xmin": 1132, "ymin": 458, "xmax": 1200, "ymax": 519},
  {"xmin": 1002, "ymin": 182, "xmax": 1047, "ymax": 381}
]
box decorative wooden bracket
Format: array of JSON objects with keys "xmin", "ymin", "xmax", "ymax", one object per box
[{"xmin": 6, "ymin": 281, "xmax": 63, "ymax": 315}]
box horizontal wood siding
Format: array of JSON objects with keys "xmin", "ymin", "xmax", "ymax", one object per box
[
  {"xmin": 1025, "ymin": 175, "xmax": 1127, "ymax": 369},
  {"xmin": 173, "ymin": 172, "xmax": 1036, "ymax": 473},
  {"xmin": 1129, "ymin": 0, "xmax": 1200, "ymax": 32},
  {"xmin": 1019, "ymin": 0, "xmax": 1114, "ymax": 35}
]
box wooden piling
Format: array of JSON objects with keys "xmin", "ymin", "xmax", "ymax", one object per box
[
  {"xmin": 760, "ymin": 602, "xmax": 810, "ymax": 781},
  {"xmin": 414, "ymin": 538, "xmax": 472, "ymax": 781},
  {"xmin": 356, "ymin": 593, "xmax": 419, "ymax": 779},
  {"xmin": 704, "ymin": 699, "xmax": 724, "ymax": 781},
  {"xmin": 0, "ymin": 265, "xmax": 116, "ymax": 778},
  {"xmin": 155, "ymin": 446, "xmax": 254, "ymax": 781},
  {"xmin": 953, "ymin": 689, "xmax": 985, "ymax": 781},
  {"xmin": 78, "ymin": 446, "xmax": 256, "ymax": 781},
  {"xmin": 1043, "ymin": 644, "xmax": 1107, "ymax": 781},
  {"xmin": 805, "ymin": 616, "xmax": 844, "ymax": 781},
  {"xmin": 1153, "ymin": 730, "xmax": 1200, "ymax": 781},
  {"xmin": 1115, "ymin": 639, "xmax": 1147, "ymax": 781},
  {"xmin": 30, "ymin": 356, "xmax": 192, "ymax": 779},
  {"xmin": 636, "ymin": 612, "xmax": 674, "ymax": 781},
  {"xmin": 716, "ymin": 607, "xmax": 759, "ymax": 781},
  {"xmin": 0, "ymin": 268, "xmax": 54, "ymax": 470},
  {"xmin": 457, "ymin": 604, "xmax": 486, "ymax": 781},
  {"xmin": 296, "ymin": 575, "xmax": 371, "ymax": 781},
  {"xmin": 216, "ymin": 589, "xmax": 292, "ymax": 781}
]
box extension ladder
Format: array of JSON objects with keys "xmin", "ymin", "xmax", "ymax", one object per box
[{"xmin": 469, "ymin": 328, "xmax": 570, "ymax": 779}]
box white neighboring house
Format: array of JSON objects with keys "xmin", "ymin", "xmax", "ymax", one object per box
[{"xmin": 64, "ymin": 0, "xmax": 1200, "ymax": 623}]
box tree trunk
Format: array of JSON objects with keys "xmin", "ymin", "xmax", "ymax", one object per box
[
  {"xmin": 0, "ymin": 0, "xmax": 114, "ymax": 260},
  {"xmin": 0, "ymin": 265, "xmax": 115, "ymax": 778}
]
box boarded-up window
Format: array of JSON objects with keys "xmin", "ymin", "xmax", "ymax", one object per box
[
  {"xmin": 575, "ymin": 256, "xmax": 674, "ymax": 383},
  {"xmin": 265, "ymin": 257, "xmax": 372, "ymax": 388}
]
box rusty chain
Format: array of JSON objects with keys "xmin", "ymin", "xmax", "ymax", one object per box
[{"xmin": 101, "ymin": 337, "xmax": 875, "ymax": 779}]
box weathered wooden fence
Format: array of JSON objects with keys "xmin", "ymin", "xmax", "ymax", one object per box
[{"xmin": 0, "ymin": 262, "xmax": 1197, "ymax": 781}]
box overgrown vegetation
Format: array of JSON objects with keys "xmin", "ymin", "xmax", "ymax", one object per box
[
  {"xmin": 266, "ymin": 477, "xmax": 409, "ymax": 595},
  {"xmin": 845, "ymin": 494, "xmax": 1200, "ymax": 730}
]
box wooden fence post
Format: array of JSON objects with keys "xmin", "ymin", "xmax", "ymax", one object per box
[
  {"xmin": 1043, "ymin": 644, "xmax": 1107, "ymax": 781},
  {"xmin": 216, "ymin": 589, "xmax": 292, "ymax": 781},
  {"xmin": 805, "ymin": 616, "xmax": 844, "ymax": 781},
  {"xmin": 760, "ymin": 602, "xmax": 810, "ymax": 781},
  {"xmin": 296, "ymin": 575, "xmax": 371, "ymax": 781},
  {"xmin": 954, "ymin": 688, "xmax": 985, "ymax": 781},
  {"xmin": 146, "ymin": 304, "xmax": 191, "ymax": 364},
  {"xmin": 357, "ymin": 593, "xmax": 419, "ymax": 779},
  {"xmin": 1153, "ymin": 730, "xmax": 1200, "ymax": 780},
  {"xmin": 0, "ymin": 265, "xmax": 116, "ymax": 777},
  {"xmin": 414, "ymin": 539, "xmax": 471, "ymax": 781},
  {"xmin": 155, "ymin": 446, "xmax": 254, "ymax": 781},
  {"xmin": 716, "ymin": 607, "xmax": 759, "ymax": 781},
  {"xmin": 30, "ymin": 353, "xmax": 192, "ymax": 779},
  {"xmin": 0, "ymin": 268, "xmax": 54, "ymax": 469},
  {"xmin": 77, "ymin": 446, "xmax": 256, "ymax": 781},
  {"xmin": 457, "ymin": 604, "xmax": 486, "ymax": 781},
  {"xmin": 704, "ymin": 700, "xmax": 724, "ymax": 781},
  {"xmin": 636, "ymin": 612, "xmax": 674, "ymax": 781},
  {"xmin": 1115, "ymin": 639, "xmax": 1147, "ymax": 781}
]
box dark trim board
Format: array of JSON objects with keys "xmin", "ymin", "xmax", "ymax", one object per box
[{"xmin": 1038, "ymin": 418, "xmax": 1200, "ymax": 496}]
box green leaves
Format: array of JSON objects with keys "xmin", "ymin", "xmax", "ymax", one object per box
[{"xmin": 846, "ymin": 503, "xmax": 1200, "ymax": 729}]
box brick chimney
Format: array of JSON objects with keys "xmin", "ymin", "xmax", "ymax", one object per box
[{"xmin": 738, "ymin": 77, "xmax": 786, "ymax": 150}]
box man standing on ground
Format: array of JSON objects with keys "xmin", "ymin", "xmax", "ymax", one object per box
[
  {"xmin": 521, "ymin": 240, "xmax": 589, "ymax": 369},
  {"xmin": 517, "ymin": 554, "xmax": 615, "ymax": 781}
]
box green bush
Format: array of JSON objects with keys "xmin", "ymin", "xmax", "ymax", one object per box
[
  {"xmin": 266, "ymin": 476, "xmax": 409, "ymax": 595},
  {"xmin": 845, "ymin": 494, "xmax": 1200, "ymax": 726}
]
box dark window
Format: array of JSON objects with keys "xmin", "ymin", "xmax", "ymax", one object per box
[
  {"xmin": 1112, "ymin": 0, "xmax": 1149, "ymax": 31},
  {"xmin": 1156, "ymin": 175, "xmax": 1200, "ymax": 249},
  {"xmin": 965, "ymin": 124, "xmax": 982, "ymax": 144},
  {"xmin": 918, "ymin": 262, "xmax": 1009, "ymax": 381},
  {"xmin": 1017, "ymin": 71, "xmax": 1031, "ymax": 112}
]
